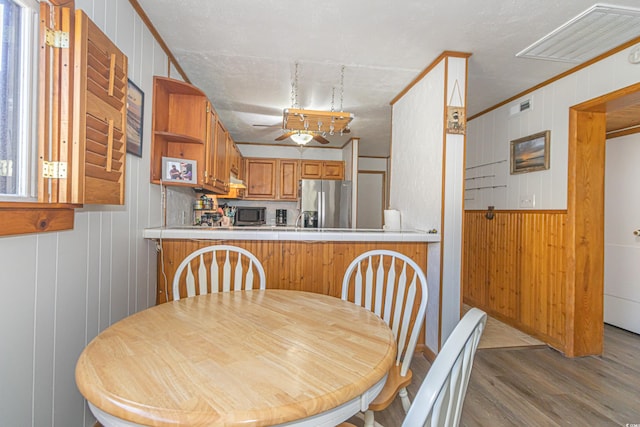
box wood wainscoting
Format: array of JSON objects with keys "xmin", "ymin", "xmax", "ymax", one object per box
[
  {"xmin": 463, "ymin": 210, "xmax": 567, "ymax": 350},
  {"xmin": 156, "ymin": 239, "xmax": 429, "ymax": 349}
]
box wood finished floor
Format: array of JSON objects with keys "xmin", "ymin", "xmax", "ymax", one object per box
[
  {"xmin": 347, "ymin": 324, "xmax": 640, "ymax": 427},
  {"xmin": 463, "ymin": 305, "xmax": 546, "ymax": 349}
]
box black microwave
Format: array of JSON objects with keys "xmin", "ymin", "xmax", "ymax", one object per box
[{"xmin": 234, "ymin": 207, "xmax": 266, "ymax": 226}]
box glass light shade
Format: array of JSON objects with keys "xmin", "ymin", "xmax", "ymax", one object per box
[{"xmin": 290, "ymin": 132, "xmax": 313, "ymax": 145}]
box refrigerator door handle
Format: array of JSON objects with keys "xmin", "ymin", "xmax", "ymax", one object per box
[{"xmin": 319, "ymin": 192, "xmax": 324, "ymax": 228}]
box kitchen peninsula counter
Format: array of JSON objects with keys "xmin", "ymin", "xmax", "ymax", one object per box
[
  {"xmin": 143, "ymin": 226, "xmax": 440, "ymax": 242},
  {"xmin": 146, "ymin": 226, "xmax": 435, "ymax": 353}
]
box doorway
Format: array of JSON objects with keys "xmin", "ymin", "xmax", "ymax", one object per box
[
  {"xmin": 604, "ymin": 133, "xmax": 640, "ymax": 334},
  {"xmin": 357, "ymin": 171, "xmax": 386, "ymax": 229},
  {"xmin": 567, "ymin": 82, "xmax": 640, "ymax": 356}
]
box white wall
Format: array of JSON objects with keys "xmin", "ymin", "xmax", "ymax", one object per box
[
  {"xmin": 359, "ymin": 157, "xmax": 387, "ymax": 172},
  {"xmin": 390, "ymin": 62, "xmax": 444, "ymax": 232},
  {"xmin": 390, "ymin": 56, "xmax": 468, "ymax": 352},
  {"xmin": 0, "ymin": 1, "xmax": 166, "ymax": 425},
  {"xmin": 390, "ymin": 60, "xmax": 445, "ymax": 352},
  {"xmin": 466, "ymin": 43, "xmax": 640, "ymax": 211},
  {"xmin": 440, "ymin": 57, "xmax": 467, "ymax": 342}
]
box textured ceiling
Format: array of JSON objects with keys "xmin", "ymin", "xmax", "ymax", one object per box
[{"xmin": 134, "ymin": 0, "xmax": 640, "ymax": 157}]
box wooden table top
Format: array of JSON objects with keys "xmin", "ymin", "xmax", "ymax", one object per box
[{"xmin": 75, "ymin": 290, "xmax": 396, "ymax": 426}]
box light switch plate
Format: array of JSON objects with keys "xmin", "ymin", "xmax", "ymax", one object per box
[{"xmin": 520, "ymin": 194, "xmax": 535, "ymax": 208}]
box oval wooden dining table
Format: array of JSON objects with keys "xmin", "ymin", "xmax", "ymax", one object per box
[{"xmin": 75, "ymin": 289, "xmax": 396, "ymax": 427}]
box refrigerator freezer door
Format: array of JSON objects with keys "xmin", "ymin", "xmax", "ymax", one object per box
[
  {"xmin": 300, "ymin": 180, "xmax": 321, "ymax": 213},
  {"xmin": 321, "ymin": 180, "xmax": 352, "ymax": 228},
  {"xmin": 299, "ymin": 179, "xmax": 352, "ymax": 228}
]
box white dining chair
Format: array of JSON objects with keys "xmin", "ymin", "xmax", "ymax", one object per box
[
  {"xmin": 171, "ymin": 245, "xmax": 266, "ymax": 300},
  {"xmin": 340, "ymin": 307, "xmax": 487, "ymax": 427},
  {"xmin": 341, "ymin": 249, "xmax": 428, "ymax": 427}
]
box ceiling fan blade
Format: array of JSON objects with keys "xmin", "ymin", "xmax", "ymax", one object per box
[
  {"xmin": 275, "ymin": 131, "xmax": 294, "ymax": 141},
  {"xmin": 314, "ymin": 134, "xmax": 330, "ymax": 144}
]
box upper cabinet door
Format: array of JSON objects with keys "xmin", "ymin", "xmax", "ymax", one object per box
[
  {"xmin": 244, "ymin": 158, "xmax": 277, "ymax": 199},
  {"xmin": 300, "ymin": 160, "xmax": 322, "ymax": 179},
  {"xmin": 73, "ymin": 10, "xmax": 127, "ymax": 204},
  {"xmin": 322, "ymin": 161, "xmax": 345, "ymax": 180},
  {"xmin": 301, "ymin": 160, "xmax": 345, "ymax": 180},
  {"xmin": 278, "ymin": 160, "xmax": 299, "ymax": 200},
  {"xmin": 212, "ymin": 119, "xmax": 229, "ymax": 193}
]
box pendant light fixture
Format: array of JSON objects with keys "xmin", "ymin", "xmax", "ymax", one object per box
[
  {"xmin": 290, "ymin": 132, "xmax": 313, "ymax": 145},
  {"xmin": 277, "ymin": 63, "xmax": 354, "ymax": 145}
]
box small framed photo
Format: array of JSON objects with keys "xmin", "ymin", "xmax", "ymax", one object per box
[
  {"xmin": 510, "ymin": 130, "xmax": 550, "ymax": 174},
  {"xmin": 162, "ymin": 157, "xmax": 197, "ymax": 184},
  {"xmin": 126, "ymin": 79, "xmax": 144, "ymax": 157}
]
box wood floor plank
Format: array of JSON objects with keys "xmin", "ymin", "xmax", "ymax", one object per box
[{"xmin": 346, "ymin": 324, "xmax": 640, "ymax": 427}]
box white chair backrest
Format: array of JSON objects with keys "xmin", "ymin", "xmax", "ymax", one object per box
[
  {"xmin": 402, "ymin": 308, "xmax": 487, "ymax": 427},
  {"xmin": 341, "ymin": 249, "xmax": 428, "ymax": 376},
  {"xmin": 171, "ymin": 245, "xmax": 266, "ymax": 301}
]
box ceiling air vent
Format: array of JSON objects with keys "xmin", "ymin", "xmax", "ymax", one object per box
[{"xmin": 516, "ymin": 4, "xmax": 640, "ymax": 63}]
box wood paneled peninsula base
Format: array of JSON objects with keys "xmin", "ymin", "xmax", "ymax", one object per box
[{"xmin": 144, "ymin": 227, "xmax": 439, "ymax": 348}]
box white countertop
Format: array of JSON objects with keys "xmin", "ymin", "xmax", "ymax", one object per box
[{"xmin": 143, "ymin": 226, "xmax": 440, "ymax": 242}]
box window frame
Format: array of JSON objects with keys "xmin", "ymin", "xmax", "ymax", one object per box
[
  {"xmin": 0, "ymin": 0, "xmax": 79, "ymax": 237},
  {"xmin": 0, "ymin": 0, "xmax": 39, "ymax": 200}
]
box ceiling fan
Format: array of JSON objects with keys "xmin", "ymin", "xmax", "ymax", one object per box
[{"xmin": 275, "ymin": 130, "xmax": 330, "ymax": 144}]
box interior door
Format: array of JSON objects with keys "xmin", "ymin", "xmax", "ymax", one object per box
[{"xmin": 604, "ymin": 133, "xmax": 640, "ymax": 334}]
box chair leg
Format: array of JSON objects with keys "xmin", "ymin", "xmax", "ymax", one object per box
[
  {"xmin": 363, "ymin": 409, "xmax": 375, "ymax": 427},
  {"xmin": 399, "ymin": 386, "xmax": 411, "ymax": 413}
]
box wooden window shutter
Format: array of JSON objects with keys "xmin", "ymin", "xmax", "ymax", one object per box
[{"xmin": 72, "ymin": 9, "xmax": 127, "ymax": 205}]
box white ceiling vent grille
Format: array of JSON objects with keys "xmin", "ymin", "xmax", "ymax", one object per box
[
  {"xmin": 516, "ymin": 4, "xmax": 640, "ymax": 63},
  {"xmin": 510, "ymin": 98, "xmax": 533, "ymax": 116}
]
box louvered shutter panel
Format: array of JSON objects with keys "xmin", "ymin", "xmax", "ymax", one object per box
[{"xmin": 72, "ymin": 10, "xmax": 127, "ymax": 204}]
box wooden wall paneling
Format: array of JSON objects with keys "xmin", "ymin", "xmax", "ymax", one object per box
[
  {"xmin": 546, "ymin": 213, "xmax": 567, "ymax": 345},
  {"xmin": 462, "ymin": 212, "xmax": 486, "ymax": 307},
  {"xmin": 487, "ymin": 212, "xmax": 518, "ymax": 319},
  {"xmin": 462, "ymin": 210, "xmax": 568, "ymax": 351}
]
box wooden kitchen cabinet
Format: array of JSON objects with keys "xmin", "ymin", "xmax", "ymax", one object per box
[
  {"xmin": 228, "ymin": 139, "xmax": 243, "ymax": 176},
  {"xmin": 151, "ymin": 76, "xmax": 233, "ymax": 194},
  {"xmin": 150, "ymin": 76, "xmax": 209, "ymax": 187},
  {"xmin": 244, "ymin": 158, "xmax": 299, "ymax": 200},
  {"xmin": 300, "ymin": 160, "xmax": 344, "ymax": 180},
  {"xmin": 209, "ymin": 118, "xmax": 229, "ymax": 193},
  {"xmin": 244, "ymin": 157, "xmax": 344, "ymax": 200},
  {"xmin": 244, "ymin": 158, "xmax": 277, "ymax": 199}
]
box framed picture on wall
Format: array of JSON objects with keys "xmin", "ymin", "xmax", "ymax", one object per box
[
  {"xmin": 161, "ymin": 157, "xmax": 197, "ymax": 184},
  {"xmin": 126, "ymin": 79, "xmax": 144, "ymax": 157},
  {"xmin": 510, "ymin": 130, "xmax": 550, "ymax": 174}
]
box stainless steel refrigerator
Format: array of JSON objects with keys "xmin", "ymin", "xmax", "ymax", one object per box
[{"xmin": 299, "ymin": 179, "xmax": 352, "ymax": 228}]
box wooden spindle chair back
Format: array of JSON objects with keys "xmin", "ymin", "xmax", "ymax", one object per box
[{"xmin": 171, "ymin": 245, "xmax": 266, "ymax": 300}]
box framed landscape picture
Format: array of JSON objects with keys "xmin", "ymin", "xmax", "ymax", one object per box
[
  {"xmin": 126, "ymin": 79, "xmax": 144, "ymax": 157},
  {"xmin": 510, "ymin": 130, "xmax": 550, "ymax": 174}
]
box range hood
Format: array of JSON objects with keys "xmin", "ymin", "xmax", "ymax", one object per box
[{"xmin": 229, "ymin": 176, "xmax": 246, "ymax": 189}]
